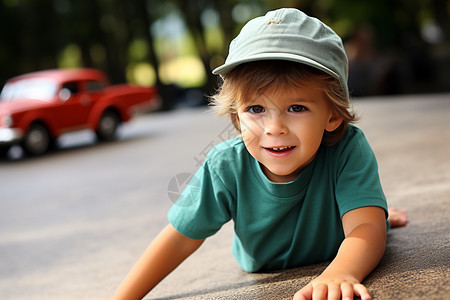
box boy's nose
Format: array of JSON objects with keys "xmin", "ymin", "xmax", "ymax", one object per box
[{"xmin": 264, "ymin": 115, "xmax": 288, "ymax": 136}]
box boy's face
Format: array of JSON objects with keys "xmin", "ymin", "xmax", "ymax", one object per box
[{"xmin": 237, "ymin": 81, "xmax": 342, "ymax": 183}]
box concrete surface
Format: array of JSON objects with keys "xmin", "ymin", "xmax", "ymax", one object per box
[
  {"xmin": 0, "ymin": 94, "xmax": 449, "ymax": 300},
  {"xmin": 148, "ymin": 94, "xmax": 450, "ymax": 300}
]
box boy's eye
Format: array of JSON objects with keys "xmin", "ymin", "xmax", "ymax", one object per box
[
  {"xmin": 246, "ymin": 105, "xmax": 265, "ymax": 114},
  {"xmin": 289, "ymin": 105, "xmax": 308, "ymax": 113}
]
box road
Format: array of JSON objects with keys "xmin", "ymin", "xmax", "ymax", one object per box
[
  {"xmin": 1, "ymin": 94, "xmax": 449, "ymax": 299},
  {"xmin": 0, "ymin": 107, "xmax": 234, "ymax": 299}
]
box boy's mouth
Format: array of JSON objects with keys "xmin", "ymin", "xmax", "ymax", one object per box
[{"xmin": 265, "ymin": 146, "xmax": 296, "ymax": 153}]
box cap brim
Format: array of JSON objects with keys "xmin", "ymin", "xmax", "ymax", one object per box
[{"xmin": 212, "ymin": 53, "xmax": 339, "ymax": 80}]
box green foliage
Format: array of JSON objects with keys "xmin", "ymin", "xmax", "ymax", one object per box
[{"xmin": 0, "ymin": 0, "xmax": 448, "ymax": 95}]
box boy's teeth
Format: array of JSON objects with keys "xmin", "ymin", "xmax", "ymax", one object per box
[{"xmin": 272, "ymin": 146, "xmax": 291, "ymax": 151}]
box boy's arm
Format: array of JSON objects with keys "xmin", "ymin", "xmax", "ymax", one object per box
[
  {"xmin": 294, "ymin": 206, "xmax": 387, "ymax": 300},
  {"xmin": 109, "ymin": 224, "xmax": 204, "ymax": 300}
]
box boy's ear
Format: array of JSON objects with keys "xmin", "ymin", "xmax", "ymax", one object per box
[
  {"xmin": 235, "ymin": 114, "xmax": 241, "ymax": 130},
  {"xmin": 325, "ymin": 113, "xmax": 343, "ymax": 132}
]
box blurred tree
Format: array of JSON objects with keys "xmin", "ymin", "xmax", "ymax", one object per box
[
  {"xmin": 0, "ymin": 0, "xmax": 449, "ymax": 101},
  {"xmin": 67, "ymin": 0, "xmax": 130, "ymax": 83},
  {"xmin": 167, "ymin": 0, "xmax": 230, "ymax": 99},
  {"xmin": 134, "ymin": 0, "xmax": 176, "ymax": 110},
  {"xmin": 166, "ymin": 0, "xmax": 266, "ymax": 101},
  {"xmin": 432, "ymin": 0, "xmax": 450, "ymax": 41},
  {"xmin": 0, "ymin": 0, "xmax": 60, "ymax": 84}
]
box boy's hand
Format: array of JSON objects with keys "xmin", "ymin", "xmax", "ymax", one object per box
[
  {"xmin": 293, "ymin": 273, "xmax": 371, "ymax": 300},
  {"xmin": 292, "ymin": 207, "xmax": 386, "ymax": 300}
]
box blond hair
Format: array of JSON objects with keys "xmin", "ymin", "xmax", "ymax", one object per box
[{"xmin": 210, "ymin": 60, "xmax": 357, "ymax": 146}]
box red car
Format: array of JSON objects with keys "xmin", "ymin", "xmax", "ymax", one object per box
[{"xmin": 0, "ymin": 68, "xmax": 159, "ymax": 157}]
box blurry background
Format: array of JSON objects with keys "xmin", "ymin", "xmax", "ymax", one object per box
[{"xmin": 1, "ymin": 0, "xmax": 449, "ymax": 109}]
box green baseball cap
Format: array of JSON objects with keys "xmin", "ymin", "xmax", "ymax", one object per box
[{"xmin": 213, "ymin": 8, "xmax": 349, "ymax": 98}]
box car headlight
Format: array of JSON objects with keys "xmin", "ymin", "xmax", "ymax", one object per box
[{"xmin": 1, "ymin": 115, "xmax": 13, "ymax": 128}]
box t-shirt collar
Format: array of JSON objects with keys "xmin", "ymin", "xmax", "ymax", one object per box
[{"xmin": 248, "ymin": 150, "xmax": 317, "ymax": 199}]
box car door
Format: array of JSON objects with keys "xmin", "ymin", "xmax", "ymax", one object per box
[
  {"xmin": 84, "ymin": 79, "xmax": 106, "ymax": 108},
  {"xmin": 53, "ymin": 81, "xmax": 93, "ymax": 131}
]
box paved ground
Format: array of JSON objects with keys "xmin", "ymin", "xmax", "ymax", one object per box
[{"xmin": 0, "ymin": 94, "xmax": 449, "ymax": 299}]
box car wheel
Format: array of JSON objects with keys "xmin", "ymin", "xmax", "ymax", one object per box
[
  {"xmin": 96, "ymin": 110, "xmax": 120, "ymax": 141},
  {"xmin": 22, "ymin": 123, "xmax": 51, "ymax": 156}
]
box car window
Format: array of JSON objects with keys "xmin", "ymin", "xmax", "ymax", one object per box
[
  {"xmin": 0, "ymin": 78, "xmax": 58, "ymax": 101},
  {"xmin": 86, "ymin": 80, "xmax": 106, "ymax": 92},
  {"xmin": 62, "ymin": 82, "xmax": 79, "ymax": 94}
]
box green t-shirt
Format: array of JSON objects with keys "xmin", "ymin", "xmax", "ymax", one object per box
[{"xmin": 168, "ymin": 125, "xmax": 388, "ymax": 272}]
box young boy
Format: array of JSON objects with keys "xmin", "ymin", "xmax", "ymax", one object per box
[{"xmin": 108, "ymin": 8, "xmax": 407, "ymax": 300}]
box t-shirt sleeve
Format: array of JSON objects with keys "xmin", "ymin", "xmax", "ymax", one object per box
[
  {"xmin": 168, "ymin": 159, "xmax": 233, "ymax": 240},
  {"xmin": 334, "ymin": 128, "xmax": 388, "ymax": 218}
]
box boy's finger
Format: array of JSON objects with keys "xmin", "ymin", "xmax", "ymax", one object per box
[
  {"xmin": 326, "ymin": 283, "xmax": 341, "ymax": 300},
  {"xmin": 312, "ymin": 283, "xmax": 328, "ymax": 300},
  {"xmin": 293, "ymin": 284, "xmax": 313, "ymax": 300},
  {"xmin": 340, "ymin": 282, "xmax": 354, "ymax": 300},
  {"xmin": 354, "ymin": 283, "xmax": 372, "ymax": 300}
]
